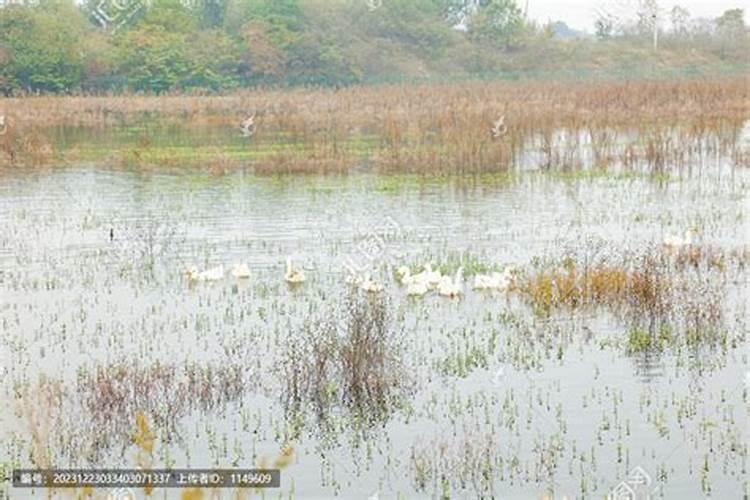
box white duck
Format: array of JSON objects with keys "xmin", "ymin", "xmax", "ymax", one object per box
[
  {"xmin": 186, "ymin": 264, "xmax": 225, "ymax": 282},
  {"xmin": 407, "ymin": 279, "xmax": 429, "ymax": 297},
  {"xmin": 421, "ymin": 263, "xmax": 443, "ymax": 289},
  {"xmin": 473, "ymin": 266, "xmax": 517, "ymax": 291},
  {"xmin": 285, "ymin": 257, "xmax": 306, "ymax": 284},
  {"xmin": 437, "ymin": 267, "xmax": 463, "ymax": 298},
  {"xmin": 231, "ymin": 262, "xmax": 251, "ymax": 279}
]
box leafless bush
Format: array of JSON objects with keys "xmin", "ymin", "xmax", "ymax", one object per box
[{"xmin": 280, "ymin": 292, "xmax": 409, "ymax": 424}]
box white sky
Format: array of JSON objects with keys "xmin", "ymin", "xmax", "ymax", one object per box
[{"xmin": 524, "ymin": 0, "xmax": 746, "ymax": 31}]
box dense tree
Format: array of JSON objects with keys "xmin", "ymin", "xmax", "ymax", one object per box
[
  {"xmin": 0, "ymin": 0, "xmax": 89, "ymax": 92},
  {"xmin": 0, "ymin": 0, "xmax": 746, "ymax": 93}
]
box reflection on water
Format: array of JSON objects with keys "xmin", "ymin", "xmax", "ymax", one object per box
[{"xmin": 0, "ymin": 166, "xmax": 748, "ymax": 499}]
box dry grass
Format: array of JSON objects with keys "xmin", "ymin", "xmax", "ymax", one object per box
[
  {"xmin": 515, "ymin": 244, "xmax": 744, "ymax": 343},
  {"xmin": 1, "ymin": 77, "xmax": 747, "ymax": 173},
  {"xmin": 77, "ymin": 361, "xmax": 246, "ymax": 442},
  {"xmin": 280, "ymin": 291, "xmax": 409, "ymax": 424}
]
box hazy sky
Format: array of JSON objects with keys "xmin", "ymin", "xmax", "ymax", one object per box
[{"xmin": 524, "ymin": 0, "xmax": 743, "ymax": 31}]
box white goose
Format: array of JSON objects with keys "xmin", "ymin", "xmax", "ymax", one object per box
[
  {"xmin": 185, "ymin": 264, "xmax": 200, "ymax": 281},
  {"xmin": 231, "ymin": 262, "xmax": 251, "ymax": 279},
  {"xmin": 473, "ymin": 266, "xmax": 517, "ymax": 291},
  {"xmin": 437, "ymin": 267, "xmax": 463, "ymax": 298},
  {"xmin": 186, "ymin": 264, "xmax": 225, "ymax": 282},
  {"xmin": 407, "ymin": 279, "xmax": 429, "ymax": 297},
  {"xmin": 345, "ymin": 272, "xmax": 363, "ymax": 287},
  {"xmin": 285, "ymin": 257, "xmax": 306, "ymax": 284},
  {"xmin": 422, "ymin": 263, "xmax": 443, "ymax": 289}
]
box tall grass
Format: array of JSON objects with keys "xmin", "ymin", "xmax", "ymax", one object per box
[{"xmin": 1, "ymin": 78, "xmax": 747, "ymax": 174}]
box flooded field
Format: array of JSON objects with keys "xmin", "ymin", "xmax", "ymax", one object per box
[{"xmin": 0, "ymin": 82, "xmax": 749, "ymax": 500}]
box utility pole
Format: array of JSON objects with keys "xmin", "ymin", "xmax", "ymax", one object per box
[{"xmin": 652, "ymin": 13, "xmax": 658, "ymax": 50}]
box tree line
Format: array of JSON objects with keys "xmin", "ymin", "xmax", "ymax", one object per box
[{"xmin": 0, "ymin": 0, "xmax": 746, "ymax": 94}]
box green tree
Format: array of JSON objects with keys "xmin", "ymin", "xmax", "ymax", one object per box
[
  {"xmin": 114, "ymin": 25, "xmax": 190, "ymax": 91},
  {"xmin": 0, "ymin": 0, "xmax": 89, "ymax": 93},
  {"xmin": 466, "ymin": 0, "xmax": 524, "ymax": 48},
  {"xmin": 355, "ymin": 0, "xmax": 455, "ymax": 56},
  {"xmin": 137, "ymin": 0, "xmax": 198, "ymax": 33},
  {"xmin": 183, "ymin": 29, "xmax": 241, "ymax": 89}
]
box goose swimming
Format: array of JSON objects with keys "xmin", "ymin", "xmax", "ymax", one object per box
[{"xmin": 285, "ymin": 257, "xmax": 306, "ymax": 284}]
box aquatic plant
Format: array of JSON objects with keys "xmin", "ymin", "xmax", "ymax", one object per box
[
  {"xmin": 279, "ymin": 291, "xmax": 410, "ymax": 426},
  {"xmin": 516, "ymin": 244, "xmax": 736, "ymax": 348}
]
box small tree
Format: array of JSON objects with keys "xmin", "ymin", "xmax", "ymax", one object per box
[
  {"xmin": 670, "ymin": 5, "xmax": 689, "ymax": 35},
  {"xmin": 715, "ymin": 8, "xmax": 744, "ymax": 40},
  {"xmin": 594, "ymin": 11, "xmax": 616, "ymax": 39}
]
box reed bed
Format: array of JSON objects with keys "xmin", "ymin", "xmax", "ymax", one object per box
[
  {"xmin": 514, "ymin": 243, "xmax": 747, "ymax": 347},
  {"xmin": 0, "ymin": 77, "xmax": 747, "ymax": 173},
  {"xmin": 76, "ymin": 361, "xmax": 246, "ymax": 446}
]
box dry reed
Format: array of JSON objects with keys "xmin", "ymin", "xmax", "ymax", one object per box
[{"xmin": 1, "ymin": 78, "xmax": 746, "ymax": 174}]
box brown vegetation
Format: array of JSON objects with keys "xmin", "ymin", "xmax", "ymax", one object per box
[
  {"xmin": 280, "ymin": 292, "xmax": 409, "ymax": 424},
  {"xmin": 1, "ymin": 77, "xmax": 747, "ymax": 174},
  {"xmin": 515, "ymin": 243, "xmax": 747, "ymax": 340}
]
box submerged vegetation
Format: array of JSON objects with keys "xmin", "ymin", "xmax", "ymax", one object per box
[
  {"xmin": 280, "ymin": 292, "xmax": 410, "ymax": 427},
  {"xmin": 1, "ymin": 171, "xmax": 747, "ymax": 497}
]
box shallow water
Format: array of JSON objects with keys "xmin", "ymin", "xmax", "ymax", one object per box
[{"xmin": 0, "ymin": 163, "xmax": 748, "ymax": 499}]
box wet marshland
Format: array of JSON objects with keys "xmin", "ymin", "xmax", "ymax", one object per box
[{"xmin": 0, "ymin": 119, "xmax": 749, "ymax": 499}]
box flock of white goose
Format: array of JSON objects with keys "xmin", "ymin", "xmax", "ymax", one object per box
[
  {"xmin": 184, "ymin": 257, "xmax": 519, "ymax": 299},
  {"xmin": 181, "ymin": 228, "xmax": 696, "ymax": 295},
  {"xmin": 185, "ymin": 257, "xmax": 306, "ymax": 284}
]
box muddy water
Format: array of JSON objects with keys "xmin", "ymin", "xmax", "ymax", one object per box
[{"xmin": 0, "ymin": 165, "xmax": 748, "ymax": 499}]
